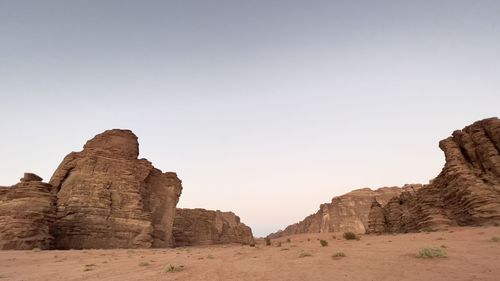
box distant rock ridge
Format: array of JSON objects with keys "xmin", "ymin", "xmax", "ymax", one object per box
[
  {"xmin": 173, "ymin": 208, "xmax": 255, "ymax": 246},
  {"xmin": 268, "ymin": 184, "xmax": 422, "ymax": 238},
  {"xmin": 367, "ymin": 117, "xmax": 500, "ymax": 233}
]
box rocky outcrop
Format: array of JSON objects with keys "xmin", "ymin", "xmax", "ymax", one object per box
[
  {"xmin": 367, "ymin": 200, "xmax": 386, "ymax": 234},
  {"xmin": 49, "ymin": 129, "xmax": 183, "ymax": 249},
  {"xmin": 368, "ymin": 117, "xmax": 500, "ymax": 233},
  {"xmin": 268, "ymin": 185, "xmax": 421, "ymax": 238},
  {"xmin": 0, "ymin": 173, "xmax": 56, "ymax": 250},
  {"xmin": 173, "ymin": 208, "xmax": 254, "ymax": 246}
]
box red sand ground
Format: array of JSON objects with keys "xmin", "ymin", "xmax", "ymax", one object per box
[{"xmin": 1, "ymin": 226, "xmax": 499, "ymax": 281}]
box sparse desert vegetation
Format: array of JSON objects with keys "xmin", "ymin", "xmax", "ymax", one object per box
[
  {"xmin": 417, "ymin": 247, "xmax": 448, "ymax": 258},
  {"xmin": 320, "ymin": 239, "xmax": 328, "ymax": 247},
  {"xmin": 491, "ymin": 236, "xmax": 500, "ymax": 242},
  {"xmin": 420, "ymin": 227, "xmax": 436, "ymax": 233},
  {"xmin": 165, "ymin": 264, "xmax": 184, "ymax": 273},
  {"xmin": 332, "ymin": 251, "xmax": 346, "ymax": 258},
  {"xmin": 343, "ymin": 231, "xmax": 359, "ymax": 240},
  {"xmin": 298, "ymin": 251, "xmax": 312, "ymax": 258},
  {"xmin": 0, "ymin": 227, "xmax": 499, "ymax": 280}
]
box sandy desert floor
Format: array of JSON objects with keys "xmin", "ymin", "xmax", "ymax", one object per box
[{"xmin": 1, "ymin": 226, "xmax": 499, "ymax": 281}]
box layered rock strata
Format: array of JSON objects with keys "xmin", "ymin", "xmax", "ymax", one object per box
[
  {"xmin": 49, "ymin": 129, "xmax": 183, "ymax": 249},
  {"xmin": 0, "ymin": 173, "xmax": 56, "ymax": 250},
  {"xmin": 173, "ymin": 208, "xmax": 255, "ymax": 246},
  {"xmin": 368, "ymin": 117, "xmax": 500, "ymax": 233},
  {"xmin": 268, "ymin": 185, "xmax": 421, "ymax": 238}
]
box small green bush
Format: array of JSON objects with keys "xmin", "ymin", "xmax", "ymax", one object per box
[
  {"xmin": 491, "ymin": 236, "xmax": 500, "ymax": 242},
  {"xmin": 343, "ymin": 232, "xmax": 358, "ymax": 240},
  {"xmin": 320, "ymin": 240, "xmax": 328, "ymax": 247},
  {"xmin": 417, "ymin": 247, "xmax": 447, "ymax": 258},
  {"xmin": 331, "ymin": 251, "xmax": 346, "ymax": 258},
  {"xmin": 165, "ymin": 264, "xmax": 184, "ymax": 273}
]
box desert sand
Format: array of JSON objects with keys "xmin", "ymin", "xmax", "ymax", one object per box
[{"xmin": 1, "ymin": 226, "xmax": 499, "ymax": 281}]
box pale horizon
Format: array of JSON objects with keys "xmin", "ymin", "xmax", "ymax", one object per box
[{"xmin": 1, "ymin": 0, "xmax": 499, "ymax": 237}]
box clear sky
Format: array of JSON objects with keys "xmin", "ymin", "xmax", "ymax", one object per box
[{"xmin": 1, "ymin": 1, "xmax": 499, "ymax": 237}]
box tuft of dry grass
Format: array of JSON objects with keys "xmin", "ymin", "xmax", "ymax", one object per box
[
  {"xmin": 299, "ymin": 251, "xmax": 312, "ymax": 258},
  {"xmin": 331, "ymin": 251, "xmax": 346, "ymax": 258},
  {"xmin": 420, "ymin": 227, "xmax": 436, "ymax": 233},
  {"xmin": 83, "ymin": 264, "xmax": 96, "ymax": 272},
  {"xmin": 490, "ymin": 236, "xmax": 500, "ymax": 242},
  {"xmin": 165, "ymin": 264, "xmax": 184, "ymax": 273},
  {"xmin": 416, "ymin": 247, "xmax": 447, "ymax": 258}
]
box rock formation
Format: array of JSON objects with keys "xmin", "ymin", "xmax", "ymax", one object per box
[
  {"xmin": 367, "ymin": 117, "xmax": 500, "ymax": 233},
  {"xmin": 268, "ymin": 185, "xmax": 421, "ymax": 238},
  {"xmin": 1, "ymin": 129, "xmax": 259, "ymax": 250},
  {"xmin": 173, "ymin": 208, "xmax": 255, "ymax": 246},
  {"xmin": 0, "ymin": 173, "xmax": 56, "ymax": 250},
  {"xmin": 49, "ymin": 129, "xmax": 183, "ymax": 249}
]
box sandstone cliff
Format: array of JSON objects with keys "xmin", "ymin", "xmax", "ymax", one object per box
[
  {"xmin": 49, "ymin": 129, "xmax": 183, "ymax": 249},
  {"xmin": 173, "ymin": 208, "xmax": 255, "ymax": 246},
  {"xmin": 268, "ymin": 185, "xmax": 421, "ymax": 238},
  {"xmin": 367, "ymin": 117, "xmax": 500, "ymax": 233},
  {"xmin": 0, "ymin": 173, "xmax": 56, "ymax": 250}
]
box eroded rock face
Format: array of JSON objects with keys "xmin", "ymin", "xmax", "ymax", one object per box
[
  {"xmin": 368, "ymin": 117, "xmax": 500, "ymax": 233},
  {"xmin": 173, "ymin": 208, "xmax": 255, "ymax": 246},
  {"xmin": 268, "ymin": 185, "xmax": 421, "ymax": 238},
  {"xmin": 0, "ymin": 174, "xmax": 56, "ymax": 250},
  {"xmin": 49, "ymin": 129, "xmax": 182, "ymax": 249}
]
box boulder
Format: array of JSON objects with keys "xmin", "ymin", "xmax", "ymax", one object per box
[
  {"xmin": 0, "ymin": 174, "xmax": 56, "ymax": 250},
  {"xmin": 366, "ymin": 200, "xmax": 386, "ymax": 234},
  {"xmin": 173, "ymin": 208, "xmax": 254, "ymax": 246}
]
